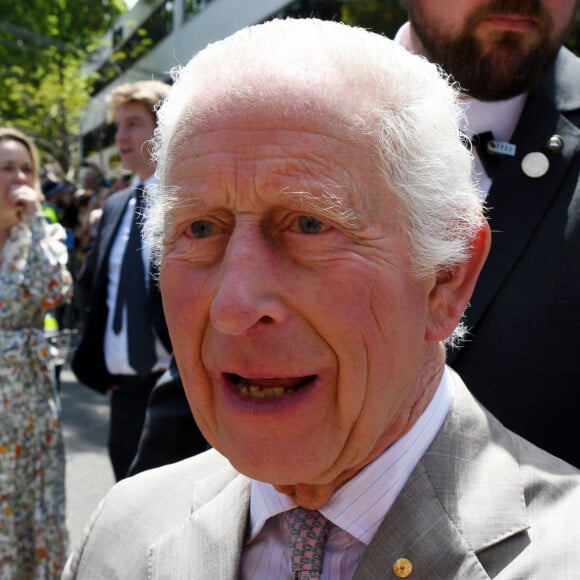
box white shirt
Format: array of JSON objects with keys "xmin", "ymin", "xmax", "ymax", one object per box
[
  {"xmin": 395, "ymin": 22, "xmax": 527, "ymax": 202},
  {"xmin": 241, "ymin": 367, "xmax": 455, "ymax": 579},
  {"xmin": 104, "ymin": 174, "xmax": 170, "ymax": 375}
]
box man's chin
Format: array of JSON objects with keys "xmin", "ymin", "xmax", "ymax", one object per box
[
  {"xmin": 416, "ymin": 23, "xmax": 559, "ymax": 100},
  {"xmin": 454, "ymin": 43, "xmax": 554, "ymax": 100},
  {"xmin": 234, "ymin": 458, "xmax": 315, "ymax": 485},
  {"xmin": 227, "ymin": 447, "xmax": 334, "ymax": 488}
]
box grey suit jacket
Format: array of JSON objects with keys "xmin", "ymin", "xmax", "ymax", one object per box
[{"xmin": 63, "ymin": 371, "xmax": 580, "ymax": 579}]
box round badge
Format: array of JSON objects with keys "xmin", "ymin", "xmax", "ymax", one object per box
[
  {"xmin": 393, "ymin": 557, "xmax": 413, "ymax": 578},
  {"xmin": 521, "ymin": 152, "xmax": 549, "ymax": 178}
]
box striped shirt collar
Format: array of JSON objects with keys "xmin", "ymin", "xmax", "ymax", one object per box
[{"xmin": 248, "ymin": 366, "xmax": 455, "ymax": 545}]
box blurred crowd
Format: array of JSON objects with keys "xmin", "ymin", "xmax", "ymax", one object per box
[{"xmin": 39, "ymin": 161, "xmax": 132, "ymax": 330}]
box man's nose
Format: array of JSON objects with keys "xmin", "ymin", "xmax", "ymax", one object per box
[{"xmin": 210, "ymin": 226, "xmax": 288, "ymax": 336}]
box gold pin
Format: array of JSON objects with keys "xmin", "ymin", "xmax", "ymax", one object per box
[{"xmin": 393, "ymin": 557, "xmax": 413, "ymax": 578}]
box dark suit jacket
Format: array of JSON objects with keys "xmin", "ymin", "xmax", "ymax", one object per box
[
  {"xmin": 72, "ymin": 187, "xmax": 171, "ymax": 394},
  {"xmin": 128, "ymin": 356, "xmax": 209, "ymax": 475},
  {"xmin": 448, "ymin": 47, "xmax": 580, "ymax": 467}
]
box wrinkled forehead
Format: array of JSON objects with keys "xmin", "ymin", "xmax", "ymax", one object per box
[{"xmin": 162, "ymin": 72, "xmax": 377, "ymax": 179}]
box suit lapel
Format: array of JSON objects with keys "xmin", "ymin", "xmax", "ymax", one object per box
[
  {"xmin": 353, "ymin": 463, "xmax": 491, "ymax": 579},
  {"xmin": 355, "ymin": 373, "xmax": 529, "ymax": 579},
  {"xmin": 95, "ymin": 189, "xmax": 132, "ymax": 283},
  {"xmin": 149, "ymin": 468, "xmax": 251, "ymax": 579}
]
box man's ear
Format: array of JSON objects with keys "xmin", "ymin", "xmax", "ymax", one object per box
[{"xmin": 425, "ymin": 222, "xmax": 491, "ymax": 341}]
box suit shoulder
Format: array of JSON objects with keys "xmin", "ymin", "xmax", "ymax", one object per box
[
  {"xmin": 482, "ymin": 405, "xmax": 580, "ymax": 549},
  {"xmin": 64, "ymin": 450, "xmax": 238, "ymax": 578},
  {"xmin": 102, "ymin": 188, "xmax": 132, "ymax": 211},
  {"xmin": 543, "ymin": 47, "xmax": 580, "ymax": 118},
  {"xmin": 114, "ymin": 448, "xmax": 234, "ymax": 503},
  {"xmin": 508, "ymin": 428, "xmax": 580, "ymax": 498},
  {"xmin": 87, "ymin": 450, "xmax": 234, "ymax": 526}
]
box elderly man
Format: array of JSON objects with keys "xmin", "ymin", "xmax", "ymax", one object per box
[{"xmin": 64, "ymin": 19, "xmax": 580, "ymax": 579}]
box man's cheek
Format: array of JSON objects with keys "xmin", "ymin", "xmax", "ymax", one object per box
[{"xmin": 160, "ymin": 269, "xmax": 191, "ymax": 332}]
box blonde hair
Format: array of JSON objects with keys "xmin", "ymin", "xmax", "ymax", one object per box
[{"xmin": 106, "ymin": 80, "xmax": 171, "ymax": 124}]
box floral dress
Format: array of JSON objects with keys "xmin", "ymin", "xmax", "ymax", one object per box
[{"xmin": 0, "ymin": 213, "xmax": 73, "ymax": 579}]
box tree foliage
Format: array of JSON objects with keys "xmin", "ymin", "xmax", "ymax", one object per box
[
  {"xmin": 0, "ymin": 0, "xmax": 126, "ymax": 174},
  {"xmin": 340, "ymin": 0, "xmax": 407, "ymax": 39}
]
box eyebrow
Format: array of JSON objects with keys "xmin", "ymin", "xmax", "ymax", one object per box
[
  {"xmin": 278, "ymin": 187, "xmax": 361, "ymax": 230},
  {"xmin": 162, "ymin": 184, "xmax": 362, "ymax": 231},
  {"xmin": 0, "ymin": 160, "xmax": 32, "ymax": 168}
]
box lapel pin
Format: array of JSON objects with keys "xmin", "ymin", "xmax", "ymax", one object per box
[
  {"xmin": 486, "ymin": 139, "xmax": 516, "ymax": 157},
  {"xmin": 521, "ymin": 152, "xmax": 549, "ymax": 178},
  {"xmin": 545, "ymin": 134, "xmax": 564, "ymax": 154},
  {"xmin": 393, "ymin": 557, "xmax": 413, "ymax": 577}
]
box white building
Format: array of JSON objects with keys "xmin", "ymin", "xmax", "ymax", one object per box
[{"xmin": 81, "ymin": 0, "xmax": 407, "ymax": 174}]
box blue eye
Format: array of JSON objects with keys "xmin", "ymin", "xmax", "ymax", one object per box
[
  {"xmin": 189, "ymin": 220, "xmax": 215, "ymax": 238},
  {"xmin": 297, "ymin": 216, "xmax": 324, "ymax": 234}
]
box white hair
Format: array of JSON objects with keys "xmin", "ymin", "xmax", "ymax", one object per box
[{"xmin": 145, "ymin": 18, "xmax": 485, "ymax": 341}]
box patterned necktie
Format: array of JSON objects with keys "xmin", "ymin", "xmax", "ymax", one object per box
[
  {"xmin": 112, "ymin": 185, "xmax": 156, "ymax": 376},
  {"xmin": 287, "ymin": 507, "xmax": 332, "ymax": 579}
]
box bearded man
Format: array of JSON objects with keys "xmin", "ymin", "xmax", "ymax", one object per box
[{"xmin": 398, "ymin": 0, "xmax": 580, "ymax": 467}]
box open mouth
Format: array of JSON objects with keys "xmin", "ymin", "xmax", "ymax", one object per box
[{"xmin": 227, "ymin": 374, "xmax": 317, "ymax": 399}]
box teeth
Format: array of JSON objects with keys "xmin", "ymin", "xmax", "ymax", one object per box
[{"xmin": 237, "ymin": 382, "xmax": 296, "ymax": 399}]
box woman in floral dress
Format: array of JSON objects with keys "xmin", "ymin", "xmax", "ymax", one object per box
[{"xmin": 0, "ymin": 128, "xmax": 73, "ymax": 578}]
